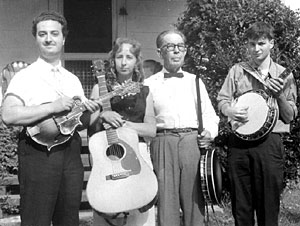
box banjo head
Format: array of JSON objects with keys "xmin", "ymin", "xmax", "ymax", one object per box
[{"xmin": 232, "ymin": 90, "xmax": 278, "ymax": 141}]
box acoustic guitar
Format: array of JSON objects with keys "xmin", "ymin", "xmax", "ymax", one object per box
[
  {"xmin": 86, "ymin": 59, "xmax": 158, "ymax": 214},
  {"xmin": 26, "ymin": 81, "xmax": 140, "ymax": 151}
]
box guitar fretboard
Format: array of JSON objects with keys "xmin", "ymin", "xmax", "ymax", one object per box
[{"xmin": 96, "ymin": 74, "xmax": 112, "ymax": 112}]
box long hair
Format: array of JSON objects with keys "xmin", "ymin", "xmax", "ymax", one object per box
[{"xmin": 106, "ymin": 37, "xmax": 144, "ymax": 86}]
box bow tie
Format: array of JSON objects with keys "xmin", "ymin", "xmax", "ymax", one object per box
[{"xmin": 164, "ymin": 72, "xmax": 184, "ymax": 78}]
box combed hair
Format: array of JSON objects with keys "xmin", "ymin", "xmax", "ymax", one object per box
[
  {"xmin": 244, "ymin": 21, "xmax": 274, "ymax": 41},
  {"xmin": 156, "ymin": 30, "xmax": 186, "ymax": 49},
  {"xmin": 32, "ymin": 11, "xmax": 68, "ymax": 37}
]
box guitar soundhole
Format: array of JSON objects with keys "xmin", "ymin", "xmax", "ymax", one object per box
[{"xmin": 106, "ymin": 144, "xmax": 125, "ymax": 161}]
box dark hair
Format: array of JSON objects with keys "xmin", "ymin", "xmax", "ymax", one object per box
[
  {"xmin": 244, "ymin": 21, "xmax": 274, "ymax": 41},
  {"xmin": 32, "ymin": 11, "xmax": 68, "ymax": 37},
  {"xmin": 107, "ymin": 37, "xmax": 144, "ymax": 84},
  {"xmin": 156, "ymin": 30, "xmax": 186, "ymax": 49}
]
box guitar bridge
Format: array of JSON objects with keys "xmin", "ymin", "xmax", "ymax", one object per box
[{"xmin": 106, "ymin": 171, "xmax": 131, "ymax": 180}]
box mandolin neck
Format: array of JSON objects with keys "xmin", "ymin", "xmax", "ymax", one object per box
[{"xmin": 68, "ymin": 85, "xmax": 118, "ymax": 117}]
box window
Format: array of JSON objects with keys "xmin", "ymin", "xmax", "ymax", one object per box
[
  {"xmin": 64, "ymin": 60, "xmax": 96, "ymax": 98},
  {"xmin": 63, "ymin": 0, "xmax": 112, "ymax": 53}
]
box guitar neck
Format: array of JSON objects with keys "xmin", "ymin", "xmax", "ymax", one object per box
[{"xmin": 96, "ymin": 74, "xmax": 112, "ymax": 111}]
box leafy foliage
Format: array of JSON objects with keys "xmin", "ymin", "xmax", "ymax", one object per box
[
  {"xmin": 0, "ymin": 109, "xmax": 19, "ymax": 214},
  {"xmin": 0, "ymin": 110, "xmax": 18, "ymax": 178},
  {"xmin": 177, "ymin": 0, "xmax": 300, "ymax": 185}
]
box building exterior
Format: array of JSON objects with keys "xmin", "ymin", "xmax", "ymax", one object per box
[{"xmin": 0, "ymin": 0, "xmax": 186, "ymax": 97}]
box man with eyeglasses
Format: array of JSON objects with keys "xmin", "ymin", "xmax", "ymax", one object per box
[{"xmin": 145, "ymin": 30, "xmax": 219, "ymax": 226}]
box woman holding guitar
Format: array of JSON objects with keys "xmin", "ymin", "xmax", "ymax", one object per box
[{"xmin": 88, "ymin": 37, "xmax": 157, "ymax": 226}]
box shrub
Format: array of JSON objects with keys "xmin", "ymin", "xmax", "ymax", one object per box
[
  {"xmin": 177, "ymin": 0, "xmax": 300, "ymax": 187},
  {"xmin": 0, "ymin": 109, "xmax": 18, "ymax": 178},
  {"xmin": 0, "ymin": 108, "xmax": 19, "ymax": 215}
]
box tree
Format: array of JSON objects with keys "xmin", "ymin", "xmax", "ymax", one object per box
[{"xmin": 177, "ymin": 0, "xmax": 300, "ymax": 183}]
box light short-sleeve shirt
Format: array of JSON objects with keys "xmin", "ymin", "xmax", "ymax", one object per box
[
  {"xmin": 5, "ymin": 57, "xmax": 86, "ymax": 106},
  {"xmin": 145, "ymin": 68, "xmax": 219, "ymax": 138}
]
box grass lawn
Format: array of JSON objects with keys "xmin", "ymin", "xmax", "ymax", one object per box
[
  {"xmin": 78, "ymin": 183, "xmax": 300, "ymax": 226},
  {"xmin": 207, "ymin": 182, "xmax": 300, "ymax": 226},
  {"xmin": 2, "ymin": 183, "xmax": 300, "ymax": 226}
]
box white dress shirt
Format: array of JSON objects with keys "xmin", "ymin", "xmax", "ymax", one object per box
[
  {"xmin": 145, "ymin": 68, "xmax": 219, "ymax": 138},
  {"xmin": 5, "ymin": 57, "xmax": 86, "ymax": 106}
]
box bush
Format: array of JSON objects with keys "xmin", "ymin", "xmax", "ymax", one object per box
[
  {"xmin": 0, "ymin": 109, "xmax": 18, "ymax": 178},
  {"xmin": 0, "ymin": 108, "xmax": 19, "ymax": 215},
  {"xmin": 177, "ymin": 0, "xmax": 300, "ymax": 187}
]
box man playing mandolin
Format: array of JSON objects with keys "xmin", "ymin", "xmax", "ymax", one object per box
[
  {"xmin": 217, "ymin": 22, "xmax": 297, "ymax": 226},
  {"xmin": 1, "ymin": 11, "xmax": 100, "ymax": 226}
]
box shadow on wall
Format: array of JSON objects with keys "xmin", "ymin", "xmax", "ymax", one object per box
[{"xmin": 143, "ymin": 59, "xmax": 163, "ymax": 79}]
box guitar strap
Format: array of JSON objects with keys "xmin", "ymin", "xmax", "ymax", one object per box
[{"xmin": 239, "ymin": 62, "xmax": 269, "ymax": 87}]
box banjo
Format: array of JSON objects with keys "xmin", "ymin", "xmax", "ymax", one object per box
[
  {"xmin": 195, "ymin": 76, "xmax": 223, "ymax": 207},
  {"xmin": 200, "ymin": 146, "xmax": 223, "ymax": 206},
  {"xmin": 231, "ymin": 62, "xmax": 295, "ymax": 141}
]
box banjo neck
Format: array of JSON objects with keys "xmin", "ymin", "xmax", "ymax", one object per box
[
  {"xmin": 278, "ymin": 67, "xmax": 292, "ymax": 80},
  {"xmin": 239, "ymin": 61, "xmax": 296, "ymax": 97}
]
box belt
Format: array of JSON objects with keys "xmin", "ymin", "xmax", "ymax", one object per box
[{"xmin": 157, "ymin": 128, "xmax": 198, "ymax": 134}]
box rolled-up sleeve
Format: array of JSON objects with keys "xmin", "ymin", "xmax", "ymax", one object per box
[
  {"xmin": 284, "ymin": 73, "xmax": 298, "ymax": 119},
  {"xmin": 217, "ymin": 66, "xmax": 237, "ymax": 115}
]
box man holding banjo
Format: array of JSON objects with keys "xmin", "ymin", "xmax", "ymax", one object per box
[
  {"xmin": 217, "ymin": 22, "xmax": 297, "ymax": 226},
  {"xmin": 145, "ymin": 29, "xmax": 219, "ymax": 226}
]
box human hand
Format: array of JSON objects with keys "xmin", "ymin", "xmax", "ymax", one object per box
[
  {"xmin": 266, "ymin": 77, "xmax": 284, "ymax": 98},
  {"xmin": 197, "ymin": 130, "xmax": 213, "ymax": 148},
  {"xmin": 51, "ymin": 96, "xmax": 75, "ymax": 114},
  {"xmin": 100, "ymin": 111, "xmax": 125, "ymax": 128},
  {"xmin": 83, "ymin": 99, "xmax": 102, "ymax": 113},
  {"xmin": 226, "ymin": 105, "xmax": 249, "ymax": 123}
]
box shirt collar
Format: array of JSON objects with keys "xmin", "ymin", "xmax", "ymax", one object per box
[
  {"xmin": 37, "ymin": 57, "xmax": 63, "ymax": 72},
  {"xmin": 268, "ymin": 59, "xmax": 278, "ymax": 78},
  {"xmin": 247, "ymin": 58, "xmax": 278, "ymax": 78},
  {"xmin": 162, "ymin": 67, "xmax": 183, "ymax": 74}
]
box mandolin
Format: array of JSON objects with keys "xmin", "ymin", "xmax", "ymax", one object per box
[{"xmin": 26, "ymin": 81, "xmax": 141, "ymax": 151}]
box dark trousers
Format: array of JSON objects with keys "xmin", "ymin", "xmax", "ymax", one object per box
[
  {"xmin": 227, "ymin": 133, "xmax": 284, "ymax": 226},
  {"xmin": 18, "ymin": 132, "xmax": 84, "ymax": 226},
  {"xmin": 150, "ymin": 131, "xmax": 205, "ymax": 226}
]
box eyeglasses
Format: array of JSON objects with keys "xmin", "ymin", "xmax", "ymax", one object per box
[{"xmin": 160, "ymin": 43, "xmax": 187, "ymax": 52}]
